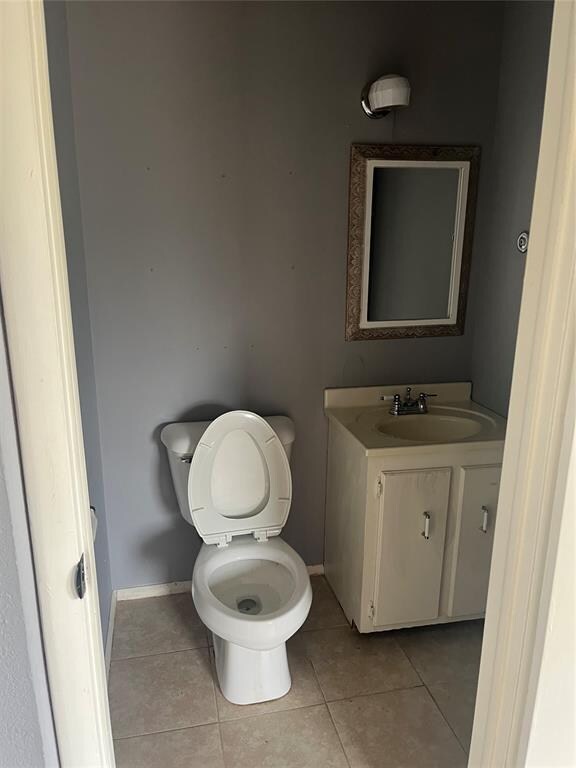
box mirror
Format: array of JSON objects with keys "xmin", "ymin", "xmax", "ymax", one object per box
[{"xmin": 345, "ymin": 144, "xmax": 480, "ymax": 340}]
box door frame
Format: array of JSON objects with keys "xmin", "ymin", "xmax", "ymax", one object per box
[
  {"xmin": 469, "ymin": 0, "xmax": 575, "ymax": 764},
  {"xmin": 0, "ymin": 2, "xmax": 114, "ymax": 766},
  {"xmin": 0, "ymin": 1, "xmax": 573, "ymax": 766}
]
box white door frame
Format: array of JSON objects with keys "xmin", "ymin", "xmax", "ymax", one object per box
[
  {"xmin": 0, "ymin": 1, "xmax": 572, "ymax": 766},
  {"xmin": 0, "ymin": 2, "xmax": 114, "ymax": 766},
  {"xmin": 469, "ymin": 0, "xmax": 575, "ymax": 764}
]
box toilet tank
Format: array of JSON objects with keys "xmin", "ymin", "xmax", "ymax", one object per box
[{"xmin": 160, "ymin": 415, "xmax": 295, "ymax": 525}]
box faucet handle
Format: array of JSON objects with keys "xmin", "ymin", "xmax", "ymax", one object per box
[{"xmin": 417, "ymin": 392, "xmax": 437, "ymax": 413}]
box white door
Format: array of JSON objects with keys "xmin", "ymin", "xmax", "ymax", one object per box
[
  {"xmin": 448, "ymin": 465, "xmax": 501, "ymax": 617},
  {"xmin": 373, "ymin": 468, "xmax": 451, "ymax": 626}
]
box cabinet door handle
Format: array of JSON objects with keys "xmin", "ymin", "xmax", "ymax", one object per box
[
  {"xmin": 480, "ymin": 505, "xmax": 489, "ymax": 533},
  {"xmin": 421, "ymin": 512, "xmax": 431, "ymax": 540}
]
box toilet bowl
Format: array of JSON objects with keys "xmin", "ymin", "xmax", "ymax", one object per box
[
  {"xmin": 161, "ymin": 410, "xmax": 312, "ymax": 705},
  {"xmin": 193, "ymin": 536, "xmax": 311, "ymax": 703}
]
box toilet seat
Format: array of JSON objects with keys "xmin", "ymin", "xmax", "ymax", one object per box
[{"xmin": 188, "ymin": 410, "xmax": 292, "ymax": 547}]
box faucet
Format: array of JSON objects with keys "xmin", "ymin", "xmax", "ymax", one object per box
[{"xmin": 385, "ymin": 387, "xmax": 437, "ymax": 416}]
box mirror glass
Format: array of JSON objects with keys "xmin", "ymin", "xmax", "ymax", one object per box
[
  {"xmin": 367, "ymin": 167, "xmax": 459, "ymax": 322},
  {"xmin": 346, "ymin": 145, "xmax": 480, "ymax": 341}
]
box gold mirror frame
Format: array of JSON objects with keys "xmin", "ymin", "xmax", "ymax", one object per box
[{"xmin": 345, "ymin": 143, "xmax": 480, "ymax": 340}]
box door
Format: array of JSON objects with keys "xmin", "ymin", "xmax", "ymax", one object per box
[
  {"xmin": 373, "ymin": 468, "xmax": 451, "ymax": 626},
  {"xmin": 448, "ymin": 465, "xmax": 501, "ymax": 617}
]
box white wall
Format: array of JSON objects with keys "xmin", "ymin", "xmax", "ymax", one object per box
[{"xmin": 52, "ymin": 0, "xmax": 508, "ymax": 589}]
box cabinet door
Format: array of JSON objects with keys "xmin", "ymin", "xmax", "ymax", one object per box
[
  {"xmin": 374, "ymin": 469, "xmax": 450, "ymax": 626},
  {"xmin": 448, "ymin": 465, "xmax": 501, "ymax": 617}
]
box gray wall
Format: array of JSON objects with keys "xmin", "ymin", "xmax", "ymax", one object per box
[
  {"xmin": 0, "ymin": 321, "xmax": 59, "ymax": 767},
  {"xmin": 469, "ymin": 1, "xmax": 553, "ymax": 415},
  {"xmin": 57, "ymin": 0, "xmax": 507, "ymax": 587},
  {"xmin": 45, "ymin": 1, "xmax": 113, "ymax": 633}
]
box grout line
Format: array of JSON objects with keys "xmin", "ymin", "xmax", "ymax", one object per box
[
  {"xmin": 303, "ymin": 644, "xmax": 352, "ymax": 767},
  {"xmin": 392, "ymin": 637, "xmax": 426, "ymax": 687},
  {"xmin": 110, "ymin": 640, "xmax": 210, "ymax": 664},
  {"xmin": 207, "ymin": 649, "xmax": 225, "ymax": 723},
  {"xmin": 307, "ymin": 653, "xmax": 326, "ymax": 704},
  {"xmin": 423, "ymin": 681, "xmax": 471, "ymax": 755},
  {"xmin": 323, "ymin": 681, "xmax": 425, "ymax": 705},
  {"xmin": 113, "ymin": 719, "xmax": 219, "ymax": 742},
  {"xmin": 299, "ymin": 620, "xmax": 349, "ymax": 633},
  {"xmin": 216, "ymin": 720, "xmax": 227, "ymax": 766},
  {"xmin": 325, "ymin": 701, "xmax": 352, "ymax": 768},
  {"xmin": 216, "ymin": 701, "xmax": 329, "ymax": 726}
]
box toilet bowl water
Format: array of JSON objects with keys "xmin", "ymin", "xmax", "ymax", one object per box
[{"xmin": 208, "ymin": 559, "xmax": 295, "ymax": 617}]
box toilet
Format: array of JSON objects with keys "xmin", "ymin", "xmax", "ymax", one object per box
[{"xmin": 160, "ymin": 411, "xmax": 312, "ymax": 705}]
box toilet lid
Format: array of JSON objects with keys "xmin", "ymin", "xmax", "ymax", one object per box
[{"xmin": 188, "ymin": 411, "xmax": 292, "ymax": 546}]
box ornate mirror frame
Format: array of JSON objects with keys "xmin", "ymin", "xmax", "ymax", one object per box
[{"xmin": 345, "ymin": 144, "xmax": 480, "ymax": 341}]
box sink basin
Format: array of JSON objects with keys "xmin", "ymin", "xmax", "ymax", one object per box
[
  {"xmin": 377, "ymin": 414, "xmax": 483, "ymax": 442},
  {"xmin": 352, "ymin": 404, "xmax": 500, "ymax": 446}
]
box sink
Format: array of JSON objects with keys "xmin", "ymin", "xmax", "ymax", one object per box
[
  {"xmin": 325, "ymin": 384, "xmax": 507, "ymax": 452},
  {"xmin": 353, "ymin": 405, "xmax": 499, "ymax": 445},
  {"xmin": 377, "ymin": 414, "xmax": 483, "ymax": 442}
]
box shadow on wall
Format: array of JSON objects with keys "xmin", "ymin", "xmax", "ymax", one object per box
[{"xmin": 143, "ymin": 402, "xmax": 235, "ymax": 583}]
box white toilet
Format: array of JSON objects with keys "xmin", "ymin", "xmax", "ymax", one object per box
[{"xmin": 161, "ymin": 411, "xmax": 312, "ymax": 705}]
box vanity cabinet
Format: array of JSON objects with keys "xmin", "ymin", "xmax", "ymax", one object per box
[
  {"xmin": 447, "ymin": 465, "xmax": 501, "ymax": 617},
  {"xmin": 323, "ymin": 385, "xmax": 506, "ymax": 634},
  {"xmin": 374, "ymin": 469, "xmax": 450, "ymax": 626}
]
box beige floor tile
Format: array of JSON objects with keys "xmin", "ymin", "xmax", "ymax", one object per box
[
  {"xmin": 329, "ymin": 688, "xmax": 467, "ymax": 768},
  {"xmin": 114, "ymin": 723, "xmax": 224, "ymax": 768},
  {"xmin": 109, "ymin": 649, "xmax": 217, "ymax": 738},
  {"xmin": 213, "ymin": 642, "xmax": 324, "ymax": 721},
  {"xmin": 112, "ymin": 594, "xmax": 208, "ymax": 659},
  {"xmin": 427, "ymin": 676, "xmax": 479, "ymax": 752},
  {"xmin": 302, "ymin": 576, "xmax": 349, "ymax": 632},
  {"xmin": 220, "ymin": 705, "xmax": 348, "ymax": 768},
  {"xmin": 299, "ymin": 626, "xmax": 420, "ymax": 701},
  {"xmin": 395, "ymin": 620, "xmax": 484, "ymax": 686}
]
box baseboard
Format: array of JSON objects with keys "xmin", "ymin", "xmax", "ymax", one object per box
[
  {"xmin": 115, "ymin": 580, "xmax": 192, "ymax": 601},
  {"xmin": 307, "ymin": 564, "xmax": 325, "ymax": 575},
  {"xmin": 105, "ymin": 590, "xmax": 117, "ymax": 678}
]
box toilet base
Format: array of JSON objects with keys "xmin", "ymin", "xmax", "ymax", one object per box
[{"xmin": 212, "ymin": 633, "xmax": 292, "ymax": 705}]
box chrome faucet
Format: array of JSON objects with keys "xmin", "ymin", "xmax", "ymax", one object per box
[{"xmin": 385, "ymin": 387, "xmax": 437, "ymax": 416}]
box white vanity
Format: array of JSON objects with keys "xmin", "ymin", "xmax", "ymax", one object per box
[{"xmin": 324, "ymin": 382, "xmax": 506, "ymax": 633}]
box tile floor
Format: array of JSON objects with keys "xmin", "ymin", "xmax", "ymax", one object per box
[{"xmin": 109, "ymin": 577, "xmax": 483, "ymax": 768}]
